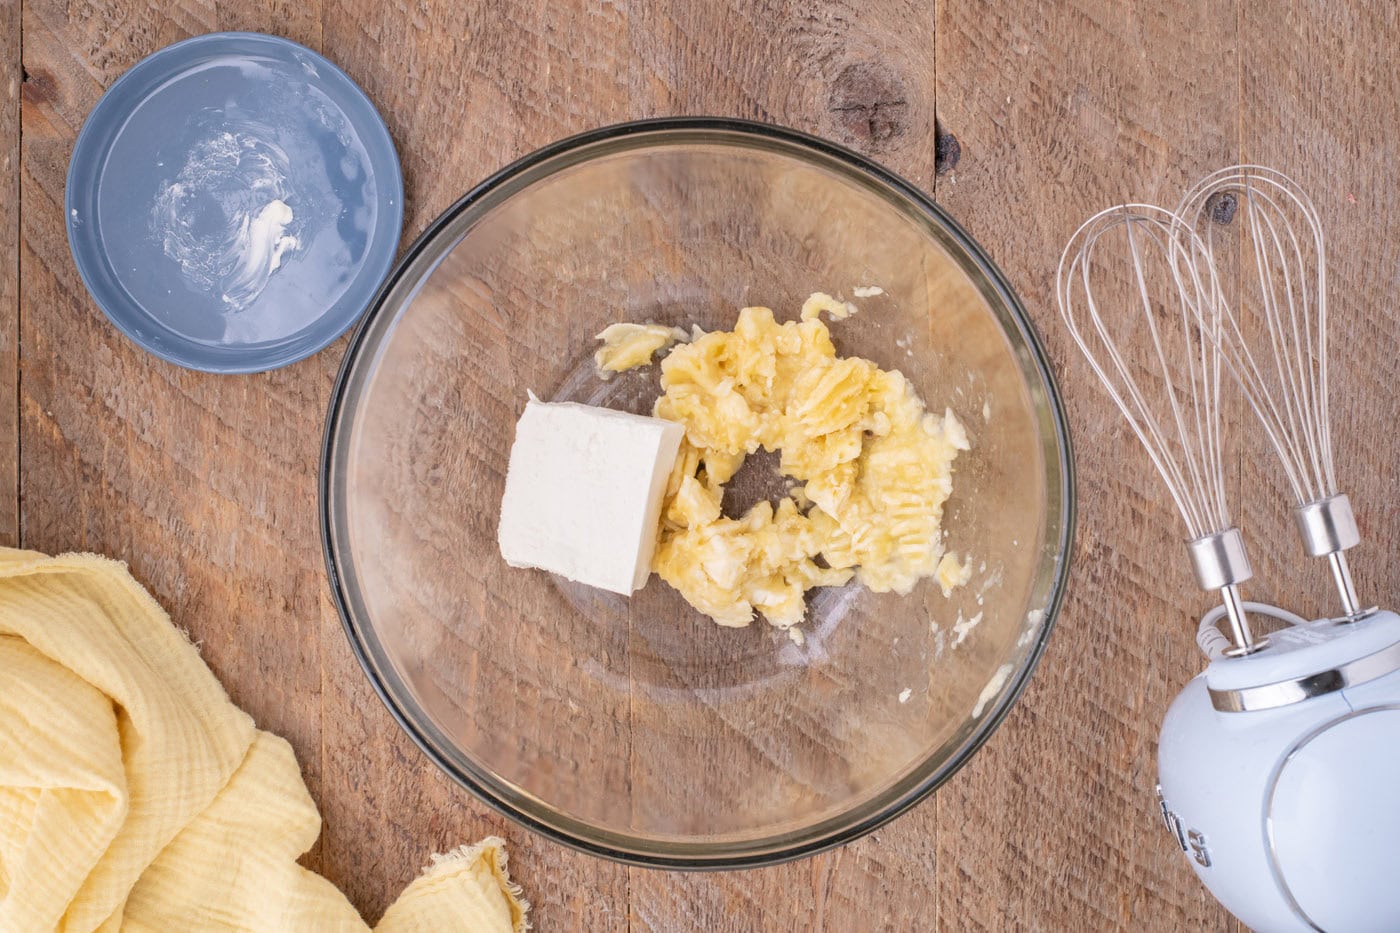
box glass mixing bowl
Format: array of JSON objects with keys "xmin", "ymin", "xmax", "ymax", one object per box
[{"xmin": 321, "ymin": 118, "xmax": 1073, "ymax": 866}]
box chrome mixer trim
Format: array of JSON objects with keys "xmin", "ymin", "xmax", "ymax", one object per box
[
  {"xmin": 1295, "ymin": 496, "xmax": 1364, "ymax": 619},
  {"xmin": 1209, "ymin": 640, "xmax": 1400, "ymax": 713},
  {"xmin": 1187, "ymin": 528, "xmax": 1252, "ymax": 589},
  {"xmin": 1187, "ymin": 533, "xmax": 1262, "ymax": 653},
  {"xmin": 1294, "ymin": 494, "xmax": 1360, "ymax": 556},
  {"xmin": 1262, "ymin": 705, "xmax": 1400, "ymax": 933},
  {"xmin": 1155, "ymin": 784, "xmax": 1188, "ymax": 851}
]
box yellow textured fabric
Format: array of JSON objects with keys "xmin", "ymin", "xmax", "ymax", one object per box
[{"xmin": 0, "ymin": 548, "xmax": 528, "ymax": 933}]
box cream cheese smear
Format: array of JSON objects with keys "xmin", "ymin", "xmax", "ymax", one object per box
[{"xmin": 152, "ymin": 128, "xmax": 303, "ymax": 312}]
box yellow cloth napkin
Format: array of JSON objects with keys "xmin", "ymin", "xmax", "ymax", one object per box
[{"xmin": 0, "ymin": 547, "xmax": 528, "ymax": 932}]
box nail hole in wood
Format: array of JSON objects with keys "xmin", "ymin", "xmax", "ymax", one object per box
[
  {"xmin": 934, "ymin": 123, "xmax": 961, "ymax": 176},
  {"xmin": 1208, "ymin": 191, "xmax": 1237, "ymax": 225}
]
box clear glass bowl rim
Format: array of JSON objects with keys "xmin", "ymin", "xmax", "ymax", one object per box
[{"xmin": 319, "ymin": 116, "xmax": 1077, "ymax": 869}]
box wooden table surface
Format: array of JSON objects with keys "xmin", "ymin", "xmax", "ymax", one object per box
[{"xmin": 8, "ymin": 0, "xmax": 1400, "ymax": 928}]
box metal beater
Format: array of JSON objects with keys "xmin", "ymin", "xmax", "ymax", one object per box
[
  {"xmin": 1057, "ymin": 167, "xmax": 1400, "ymax": 932},
  {"xmin": 1177, "ymin": 166, "xmax": 1368, "ymax": 620},
  {"xmin": 1056, "ymin": 201, "xmax": 1262, "ymax": 654}
]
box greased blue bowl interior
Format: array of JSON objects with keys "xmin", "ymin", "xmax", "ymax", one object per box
[{"xmin": 66, "ymin": 31, "xmax": 403, "ymax": 373}]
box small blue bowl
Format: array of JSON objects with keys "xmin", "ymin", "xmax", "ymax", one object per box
[{"xmin": 66, "ymin": 32, "xmax": 404, "ymax": 373}]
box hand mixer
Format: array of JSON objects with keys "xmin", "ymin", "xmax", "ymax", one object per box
[{"xmin": 1058, "ymin": 167, "xmax": 1400, "ymax": 932}]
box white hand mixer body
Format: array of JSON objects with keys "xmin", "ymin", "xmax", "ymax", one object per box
[
  {"xmin": 1058, "ymin": 167, "xmax": 1400, "ymax": 932},
  {"xmin": 1160, "ymin": 608, "xmax": 1400, "ymax": 931}
]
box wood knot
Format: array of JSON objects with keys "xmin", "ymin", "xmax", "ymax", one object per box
[
  {"xmin": 21, "ymin": 67, "xmax": 55, "ymax": 106},
  {"xmin": 934, "ymin": 123, "xmax": 961, "ymax": 175},
  {"xmin": 828, "ymin": 63, "xmax": 909, "ymax": 148},
  {"xmin": 1207, "ymin": 191, "xmax": 1237, "ymax": 225}
]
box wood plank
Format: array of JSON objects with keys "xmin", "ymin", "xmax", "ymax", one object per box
[
  {"xmin": 18, "ymin": 0, "xmax": 330, "ymax": 877},
  {"xmin": 933, "ymin": 1, "xmax": 1242, "ymax": 929},
  {"xmin": 1236, "ymin": 4, "xmax": 1400, "ymax": 635},
  {"xmin": 315, "ymin": 0, "xmax": 635, "ymax": 924},
  {"xmin": 28, "ymin": 1, "xmax": 1398, "ymax": 930},
  {"xmin": 623, "ymin": 1, "xmax": 942, "ymax": 929},
  {"xmin": 0, "ymin": 0, "xmax": 18, "ymax": 548}
]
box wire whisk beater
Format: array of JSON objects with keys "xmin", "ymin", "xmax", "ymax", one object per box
[
  {"xmin": 1057, "ymin": 203, "xmax": 1261, "ymax": 653},
  {"xmin": 1179, "ymin": 166, "xmax": 1365, "ymax": 619}
]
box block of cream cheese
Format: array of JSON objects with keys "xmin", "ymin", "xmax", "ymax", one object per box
[{"xmin": 497, "ymin": 399, "xmax": 685, "ymax": 595}]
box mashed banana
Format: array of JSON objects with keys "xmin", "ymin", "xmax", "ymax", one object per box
[
  {"xmin": 594, "ymin": 322, "xmax": 689, "ymax": 375},
  {"xmin": 604, "ymin": 295, "xmax": 968, "ymax": 632}
]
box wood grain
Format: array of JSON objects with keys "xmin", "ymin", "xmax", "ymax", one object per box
[
  {"xmin": 1236, "ymin": 2, "xmax": 1400, "ymax": 629},
  {"xmin": 12, "ymin": 0, "xmax": 1400, "ymax": 929},
  {"xmin": 621, "ymin": 2, "xmax": 946, "ymax": 930},
  {"xmin": 0, "ymin": 0, "xmax": 17, "ymax": 548},
  {"xmin": 931, "ymin": 1, "xmax": 1244, "ymax": 929},
  {"xmin": 18, "ymin": 0, "xmax": 334, "ymax": 872},
  {"xmin": 315, "ymin": 0, "xmax": 633, "ymax": 924}
]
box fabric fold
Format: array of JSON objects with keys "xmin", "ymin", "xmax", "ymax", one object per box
[{"xmin": 0, "ymin": 548, "xmax": 526, "ymax": 932}]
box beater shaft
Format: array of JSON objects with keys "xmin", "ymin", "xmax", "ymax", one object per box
[
  {"xmin": 1188, "ymin": 527, "xmax": 1262, "ymax": 653},
  {"xmin": 1218, "ymin": 584, "xmax": 1258, "ymax": 657}
]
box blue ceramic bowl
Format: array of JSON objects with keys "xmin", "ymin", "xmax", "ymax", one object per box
[{"xmin": 66, "ymin": 32, "xmax": 403, "ymax": 373}]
